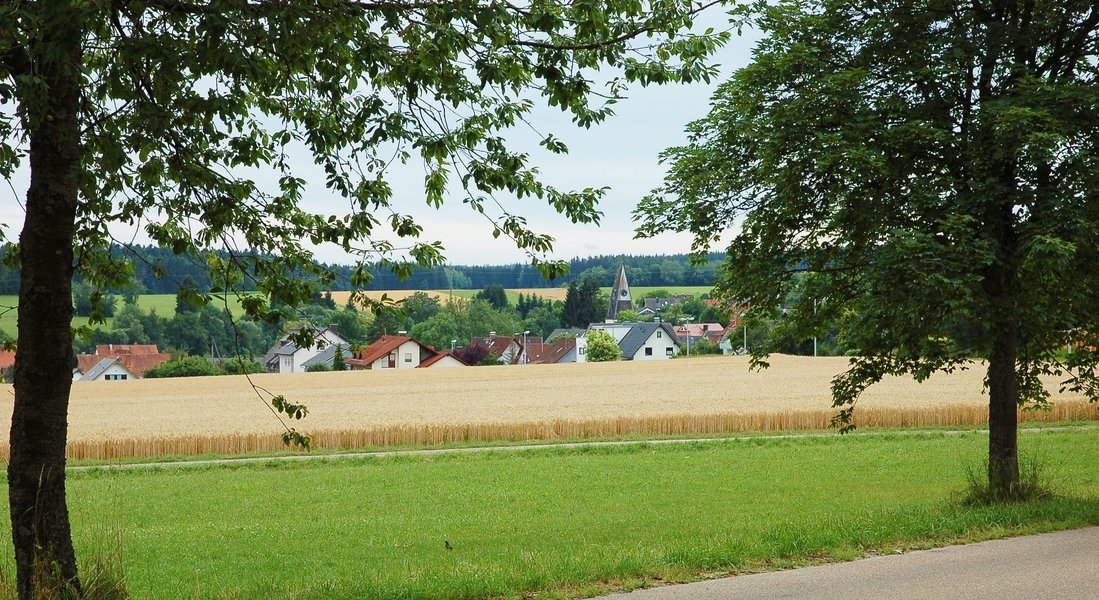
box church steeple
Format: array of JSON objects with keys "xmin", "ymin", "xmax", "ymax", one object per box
[{"xmin": 606, "ymin": 263, "xmax": 634, "ymax": 321}]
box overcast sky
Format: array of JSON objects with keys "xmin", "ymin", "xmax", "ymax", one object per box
[{"xmin": 0, "ymin": 12, "xmax": 760, "ymax": 268}]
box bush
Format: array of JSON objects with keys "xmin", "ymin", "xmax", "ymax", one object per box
[
  {"xmin": 586, "ymin": 330, "xmax": 621, "ymax": 362},
  {"xmin": 144, "ymin": 356, "xmax": 222, "ymax": 378},
  {"xmin": 221, "ymin": 357, "xmax": 263, "ymax": 375}
]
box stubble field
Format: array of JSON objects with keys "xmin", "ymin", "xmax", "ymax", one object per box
[{"xmin": 2, "ymin": 355, "xmax": 1094, "ymax": 460}]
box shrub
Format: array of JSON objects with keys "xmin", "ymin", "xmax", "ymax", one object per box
[{"xmin": 144, "ymin": 356, "xmax": 222, "ymax": 378}]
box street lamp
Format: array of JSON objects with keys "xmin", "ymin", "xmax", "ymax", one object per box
[
  {"xmin": 681, "ymin": 317, "xmax": 693, "ymax": 356},
  {"xmin": 450, "ymin": 339, "xmax": 456, "ymax": 352},
  {"xmin": 523, "ymin": 330, "xmax": 530, "ymax": 364}
]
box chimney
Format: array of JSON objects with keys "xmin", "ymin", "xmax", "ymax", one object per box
[{"xmin": 329, "ymin": 324, "xmax": 339, "ymax": 336}]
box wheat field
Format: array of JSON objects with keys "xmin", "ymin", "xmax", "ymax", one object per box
[{"xmin": 0, "ymin": 355, "xmax": 1095, "ymax": 460}]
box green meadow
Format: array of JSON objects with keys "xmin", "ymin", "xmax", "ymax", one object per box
[{"xmin": 17, "ymin": 428, "xmax": 1099, "ymax": 599}]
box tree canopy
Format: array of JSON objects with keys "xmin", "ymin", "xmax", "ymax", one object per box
[
  {"xmin": 3, "ymin": 0, "xmax": 727, "ymax": 595},
  {"xmin": 585, "ymin": 329, "xmax": 622, "ymax": 362},
  {"xmin": 637, "ymin": 0, "xmax": 1099, "ymax": 500}
]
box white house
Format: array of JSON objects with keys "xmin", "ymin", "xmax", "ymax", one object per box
[
  {"xmin": 345, "ymin": 335, "xmax": 438, "ymax": 370},
  {"xmin": 75, "ymin": 357, "xmax": 139, "ymax": 382},
  {"xmin": 263, "ymin": 325, "xmax": 350, "ymax": 373},
  {"xmin": 577, "ymin": 322, "xmax": 680, "ymax": 362}
]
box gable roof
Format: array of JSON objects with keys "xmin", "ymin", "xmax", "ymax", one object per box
[
  {"xmin": 527, "ymin": 337, "xmax": 576, "ymax": 364},
  {"xmin": 347, "ymin": 335, "xmax": 438, "ymax": 367},
  {"xmin": 79, "ymin": 357, "xmax": 138, "ymax": 381},
  {"xmin": 301, "ymin": 344, "xmax": 343, "ymax": 369},
  {"xmin": 77, "ymin": 345, "xmax": 171, "ymax": 378},
  {"xmin": 617, "ymin": 322, "xmax": 679, "ymax": 358},
  {"xmin": 0, "ymin": 350, "xmax": 16, "ymax": 369},
  {"xmin": 419, "ymin": 351, "xmax": 469, "ymax": 368}
]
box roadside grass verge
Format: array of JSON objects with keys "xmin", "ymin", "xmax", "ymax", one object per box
[{"xmin": 6, "ymin": 428, "xmax": 1094, "ymax": 599}]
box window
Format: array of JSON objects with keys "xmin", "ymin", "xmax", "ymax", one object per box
[
  {"xmin": 404, "ymin": 352, "xmax": 413, "ymax": 363},
  {"xmin": 657, "ymin": 331, "xmax": 662, "ymax": 338},
  {"xmin": 666, "ymin": 347, "xmax": 674, "ymax": 356},
  {"xmin": 645, "ymin": 347, "xmax": 653, "ymax": 356}
]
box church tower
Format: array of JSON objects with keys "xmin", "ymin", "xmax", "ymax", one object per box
[{"xmin": 606, "ymin": 263, "xmax": 634, "ymax": 321}]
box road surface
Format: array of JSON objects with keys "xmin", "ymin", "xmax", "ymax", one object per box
[{"xmin": 598, "ymin": 526, "xmax": 1099, "ymax": 600}]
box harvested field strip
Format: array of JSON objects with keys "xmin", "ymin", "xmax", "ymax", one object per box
[{"xmin": 23, "ymin": 399, "xmax": 1099, "ymax": 461}]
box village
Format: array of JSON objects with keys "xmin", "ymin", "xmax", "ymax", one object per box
[{"xmin": 63, "ymin": 265, "xmax": 744, "ymax": 381}]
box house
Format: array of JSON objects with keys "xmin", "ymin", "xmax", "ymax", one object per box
[
  {"xmin": 76, "ymin": 357, "xmax": 139, "ymax": 382},
  {"xmin": 345, "ymin": 335, "xmax": 438, "ymax": 370},
  {"xmin": 526, "ymin": 336, "xmax": 577, "ymax": 364},
  {"xmin": 577, "ymin": 322, "xmax": 680, "ymax": 362},
  {"xmin": 0, "ymin": 350, "xmax": 14, "ymax": 382},
  {"xmin": 263, "ymin": 325, "xmax": 349, "ymax": 373},
  {"xmin": 470, "ymin": 333, "xmax": 542, "ymax": 364},
  {"xmin": 605, "ymin": 263, "xmax": 634, "ymax": 322},
  {"xmin": 642, "ymin": 295, "xmax": 690, "ymax": 312},
  {"xmin": 418, "ymin": 352, "xmax": 470, "ymax": 368},
  {"xmin": 73, "ymin": 344, "xmax": 171, "ymax": 380},
  {"xmin": 673, "ymin": 323, "xmax": 726, "ymax": 345}
]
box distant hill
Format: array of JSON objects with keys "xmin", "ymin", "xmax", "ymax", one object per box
[{"xmin": 0, "ymin": 245, "xmax": 723, "ymax": 294}]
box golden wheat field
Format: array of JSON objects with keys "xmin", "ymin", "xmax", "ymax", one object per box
[{"xmin": 0, "ymin": 355, "xmax": 1095, "ymax": 460}]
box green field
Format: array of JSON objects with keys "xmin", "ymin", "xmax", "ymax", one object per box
[
  {"xmin": 21, "ymin": 428, "xmax": 1099, "ymax": 599},
  {"xmin": 0, "ymin": 294, "xmax": 248, "ymax": 337}
]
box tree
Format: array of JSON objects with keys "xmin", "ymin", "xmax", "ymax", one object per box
[
  {"xmin": 144, "ymin": 355, "xmax": 223, "ymax": 378},
  {"xmin": 614, "ymin": 309, "xmax": 643, "ymax": 323},
  {"xmin": 561, "ymin": 275, "xmax": 605, "ymax": 327},
  {"xmin": 637, "ymin": 0, "xmax": 1099, "ymax": 500},
  {"xmin": 332, "ymin": 343, "xmax": 347, "ymax": 372},
  {"xmin": 474, "ymin": 284, "xmax": 509, "ymax": 310},
  {"xmin": 523, "ymin": 305, "xmax": 563, "ymax": 339},
  {"xmin": 402, "ymin": 292, "xmax": 441, "ymax": 325},
  {"xmin": 3, "ymin": 1, "xmax": 724, "ymax": 594},
  {"xmin": 586, "ymin": 329, "xmax": 622, "ymax": 362}
]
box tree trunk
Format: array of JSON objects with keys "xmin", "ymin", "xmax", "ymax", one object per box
[
  {"xmin": 9, "ymin": 3, "xmax": 84, "ymax": 596},
  {"xmin": 982, "ymin": 199, "xmax": 1021, "ymax": 500},
  {"xmin": 986, "ymin": 318, "xmax": 1020, "ymax": 499}
]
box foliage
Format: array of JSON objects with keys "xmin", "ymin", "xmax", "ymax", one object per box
[
  {"xmin": 402, "ymin": 292, "xmax": 441, "ymax": 325},
  {"xmin": 220, "ymin": 357, "xmax": 264, "ymax": 375},
  {"xmin": 637, "ymin": 0, "xmax": 1099, "ymax": 497},
  {"xmin": 452, "ymin": 341, "xmax": 490, "ymax": 366},
  {"xmin": 305, "ymin": 363, "xmax": 331, "ymax": 373},
  {"xmin": 332, "ymin": 343, "xmax": 347, "ymax": 372},
  {"xmin": 72, "ymin": 281, "xmax": 117, "ymax": 321},
  {"xmin": 4, "ymin": 0, "xmax": 730, "ymax": 593},
  {"xmin": 144, "ymin": 356, "xmax": 223, "ymax": 378},
  {"xmin": 523, "ymin": 305, "xmax": 563, "ymax": 339},
  {"xmin": 561, "ymin": 276, "xmax": 605, "ymax": 327},
  {"xmin": 474, "ymin": 285, "xmax": 509, "ymax": 310},
  {"xmin": 614, "ymin": 309, "xmax": 640, "ymax": 323},
  {"xmin": 585, "ymin": 330, "xmax": 622, "ymax": 362},
  {"xmin": 410, "ymin": 299, "xmax": 521, "ymax": 351}
]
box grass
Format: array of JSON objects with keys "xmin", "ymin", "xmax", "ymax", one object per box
[{"xmin": 9, "ymin": 428, "xmax": 1096, "ymax": 599}]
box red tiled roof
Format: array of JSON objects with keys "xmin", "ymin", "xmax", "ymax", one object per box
[
  {"xmin": 418, "ymin": 351, "xmax": 469, "ymax": 368},
  {"xmin": 94, "ymin": 344, "xmax": 161, "ymax": 355},
  {"xmin": 0, "ymin": 351, "xmax": 15, "ymax": 369},
  {"xmin": 346, "ymin": 336, "xmax": 426, "ymax": 367},
  {"xmin": 77, "ymin": 346, "xmax": 171, "ymax": 378},
  {"xmin": 527, "ymin": 337, "xmax": 576, "ymax": 364}
]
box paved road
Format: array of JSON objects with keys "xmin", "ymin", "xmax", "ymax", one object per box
[{"xmin": 598, "ymin": 527, "xmax": 1099, "ymax": 600}]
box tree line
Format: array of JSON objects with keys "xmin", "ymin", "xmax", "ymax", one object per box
[{"xmin": 0, "ymin": 246, "xmax": 724, "ymax": 296}]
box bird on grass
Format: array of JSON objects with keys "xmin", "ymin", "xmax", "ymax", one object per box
[{"xmin": 444, "ymin": 540, "xmax": 453, "ymax": 551}]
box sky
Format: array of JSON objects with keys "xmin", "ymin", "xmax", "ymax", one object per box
[{"xmin": 0, "ymin": 11, "xmax": 761, "ymax": 268}]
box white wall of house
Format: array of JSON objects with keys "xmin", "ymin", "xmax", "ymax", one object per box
[
  {"xmin": 627, "ymin": 329, "xmax": 679, "ymax": 361},
  {"xmin": 279, "ymin": 329, "xmax": 349, "ymax": 373},
  {"xmin": 368, "ymin": 340, "xmax": 424, "ymax": 369},
  {"xmin": 422, "ymin": 355, "xmax": 466, "ymax": 368},
  {"xmin": 90, "ymin": 363, "xmax": 135, "ymax": 381}
]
